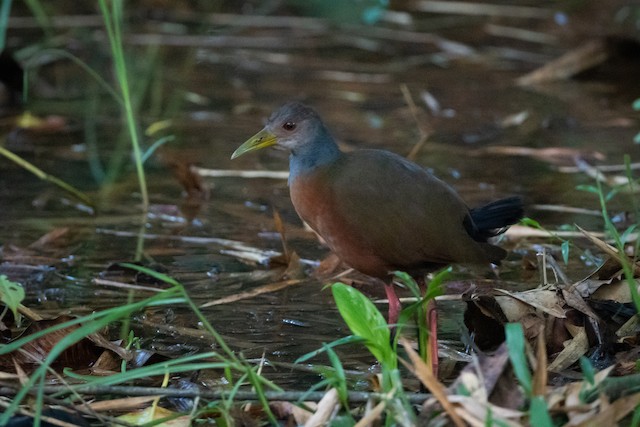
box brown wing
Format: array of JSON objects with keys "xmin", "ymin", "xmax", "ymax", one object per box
[{"xmin": 325, "ymin": 150, "xmax": 493, "ymax": 270}]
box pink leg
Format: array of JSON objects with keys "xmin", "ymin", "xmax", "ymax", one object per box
[
  {"xmin": 427, "ymin": 298, "xmax": 439, "ymax": 377},
  {"xmin": 385, "ymin": 281, "xmax": 438, "ymax": 377},
  {"xmin": 384, "ymin": 283, "xmax": 402, "ymax": 327}
]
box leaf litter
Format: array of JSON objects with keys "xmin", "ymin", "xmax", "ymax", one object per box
[{"xmin": 1, "ymin": 1, "xmax": 640, "ymax": 425}]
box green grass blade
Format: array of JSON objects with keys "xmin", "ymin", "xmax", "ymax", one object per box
[
  {"xmin": 295, "ymin": 335, "xmax": 363, "ymax": 363},
  {"xmin": 580, "ymin": 356, "xmax": 596, "ymax": 385},
  {"xmin": 631, "ymin": 402, "xmax": 640, "ymax": 427},
  {"xmin": 98, "ymin": 0, "xmax": 149, "ymax": 209},
  {"xmin": 0, "ymin": 275, "xmax": 24, "ymax": 322},
  {"xmin": 326, "ymin": 345, "xmax": 349, "ymax": 408},
  {"xmin": 0, "ymin": 0, "xmax": 12, "ymax": 50},
  {"xmin": 505, "ymin": 323, "xmax": 532, "ymax": 396},
  {"xmin": 529, "ymin": 396, "xmax": 553, "ymax": 427},
  {"xmin": 0, "ymin": 145, "xmax": 95, "ymax": 209}
]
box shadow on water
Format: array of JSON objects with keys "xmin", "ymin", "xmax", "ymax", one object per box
[{"xmin": 1, "ymin": 2, "xmax": 639, "ymax": 386}]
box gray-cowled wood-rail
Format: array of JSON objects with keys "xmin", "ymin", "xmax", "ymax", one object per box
[{"xmin": 232, "ymin": 102, "xmax": 523, "ymax": 374}]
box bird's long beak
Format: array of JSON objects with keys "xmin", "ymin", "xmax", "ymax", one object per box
[{"xmin": 231, "ymin": 129, "xmax": 277, "ymax": 159}]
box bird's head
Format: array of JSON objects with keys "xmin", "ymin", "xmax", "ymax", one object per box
[{"xmin": 231, "ymin": 102, "xmax": 325, "ymax": 159}]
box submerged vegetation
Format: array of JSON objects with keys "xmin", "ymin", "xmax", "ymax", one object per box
[{"xmin": 0, "ymin": 1, "xmax": 639, "ymax": 426}]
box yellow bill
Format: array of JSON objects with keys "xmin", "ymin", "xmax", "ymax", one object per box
[{"xmin": 231, "ymin": 129, "xmax": 278, "ymax": 159}]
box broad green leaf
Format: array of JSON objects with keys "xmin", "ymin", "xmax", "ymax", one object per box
[
  {"xmin": 0, "ymin": 275, "xmax": 24, "ymax": 322},
  {"xmin": 505, "ymin": 323, "xmax": 532, "ymax": 396},
  {"xmin": 331, "ymin": 282, "xmax": 393, "ymax": 368}
]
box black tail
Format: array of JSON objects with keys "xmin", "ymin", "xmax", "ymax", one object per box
[{"xmin": 467, "ymin": 196, "xmax": 524, "ymax": 241}]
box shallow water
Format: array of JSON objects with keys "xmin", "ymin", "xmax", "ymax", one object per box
[{"xmin": 1, "ymin": 2, "xmax": 639, "ymax": 386}]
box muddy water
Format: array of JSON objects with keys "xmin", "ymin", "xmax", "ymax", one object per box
[{"xmin": 2, "ymin": 4, "xmax": 639, "ymax": 386}]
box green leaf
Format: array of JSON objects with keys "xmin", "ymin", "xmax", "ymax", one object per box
[
  {"xmin": 0, "ymin": 275, "xmax": 25, "ymax": 322},
  {"xmin": 605, "ymin": 187, "xmax": 620, "ymax": 202},
  {"xmin": 331, "ymin": 282, "xmax": 394, "ymax": 369},
  {"xmin": 576, "ymin": 184, "xmax": 599, "ymax": 194},
  {"xmin": 118, "ymin": 263, "xmax": 179, "ymax": 286},
  {"xmin": 621, "ymin": 224, "xmax": 638, "ymax": 245},
  {"xmin": 520, "ymin": 217, "xmax": 542, "ymax": 229},
  {"xmin": 580, "ymin": 356, "xmax": 596, "ymax": 385},
  {"xmin": 529, "ymin": 396, "xmax": 553, "ymax": 427},
  {"xmin": 561, "ymin": 240, "xmax": 570, "ymax": 264},
  {"xmin": 287, "ymin": 0, "xmax": 388, "ymax": 25},
  {"xmin": 505, "ymin": 323, "xmax": 532, "ymax": 396},
  {"xmin": 631, "ymin": 402, "xmax": 640, "ymax": 427},
  {"xmin": 425, "ymin": 267, "xmax": 449, "ymax": 300},
  {"xmin": 633, "ymin": 98, "xmax": 640, "ymax": 110},
  {"xmin": 393, "ymin": 271, "xmax": 417, "ymax": 295},
  {"xmin": 484, "ymin": 406, "xmax": 493, "ymax": 427},
  {"xmin": 326, "ymin": 345, "xmax": 349, "ymax": 408},
  {"xmin": 295, "ymin": 335, "xmax": 363, "ymax": 364}
]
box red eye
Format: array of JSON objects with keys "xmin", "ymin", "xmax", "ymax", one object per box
[{"xmin": 283, "ymin": 122, "xmax": 296, "ymax": 131}]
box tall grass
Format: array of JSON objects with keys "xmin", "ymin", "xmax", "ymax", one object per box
[
  {"xmin": 0, "ymin": 265, "xmax": 280, "ymax": 425},
  {"xmin": 1, "ymin": 1, "xmax": 152, "ymax": 211},
  {"xmin": 580, "ymin": 154, "xmax": 640, "ymax": 312},
  {"xmin": 98, "ymin": 0, "xmax": 148, "ymax": 210}
]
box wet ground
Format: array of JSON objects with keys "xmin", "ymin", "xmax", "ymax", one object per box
[{"xmin": 1, "ymin": 2, "xmax": 639, "ymax": 387}]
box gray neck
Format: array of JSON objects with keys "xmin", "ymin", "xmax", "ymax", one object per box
[{"xmin": 288, "ymin": 129, "xmax": 341, "ymax": 185}]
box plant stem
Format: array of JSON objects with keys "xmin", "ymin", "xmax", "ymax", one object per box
[{"xmin": 98, "ymin": 0, "xmax": 149, "ymax": 210}]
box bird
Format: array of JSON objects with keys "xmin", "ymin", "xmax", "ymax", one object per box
[{"xmin": 232, "ymin": 102, "xmax": 523, "ymax": 374}]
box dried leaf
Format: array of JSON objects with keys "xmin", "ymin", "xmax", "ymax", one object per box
[
  {"xmin": 517, "ymin": 39, "xmax": 608, "ymax": 85},
  {"xmin": 578, "ymin": 225, "xmax": 640, "ymax": 276},
  {"xmin": 7, "ymin": 316, "xmax": 100, "ymax": 369},
  {"xmin": 562, "ymin": 286, "xmax": 601, "ymax": 321},
  {"xmin": 574, "ymin": 392, "xmax": 640, "ymax": 427},
  {"xmin": 304, "ymin": 388, "xmax": 339, "ymax": 427},
  {"xmin": 496, "ymin": 289, "xmax": 566, "ymax": 319},
  {"xmin": 532, "ymin": 327, "xmax": 548, "ymax": 396},
  {"xmin": 200, "ymin": 279, "xmax": 303, "ymax": 307},
  {"xmin": 447, "ymin": 395, "xmax": 523, "ymax": 426},
  {"xmin": 464, "ymin": 344, "xmax": 509, "ymax": 397},
  {"xmin": 591, "ymin": 279, "xmax": 637, "ymax": 304},
  {"xmin": 400, "ymin": 339, "xmax": 466, "ymax": 427},
  {"xmin": 270, "ymin": 401, "xmax": 314, "ymax": 425},
  {"xmin": 117, "ymin": 405, "xmax": 190, "ymax": 426},
  {"xmin": 547, "ymin": 328, "xmax": 589, "ymax": 372},
  {"xmin": 273, "ymin": 210, "xmax": 290, "ymax": 263},
  {"xmin": 474, "ymin": 146, "xmax": 604, "ymax": 165},
  {"xmin": 83, "ymin": 396, "xmax": 160, "ymax": 412},
  {"xmin": 166, "ymin": 159, "xmax": 208, "ymax": 200},
  {"xmin": 355, "ymin": 401, "xmax": 385, "ymax": 427},
  {"xmin": 564, "ymin": 381, "xmax": 599, "ymax": 425},
  {"xmin": 28, "ymin": 227, "xmax": 71, "ymax": 250}
]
